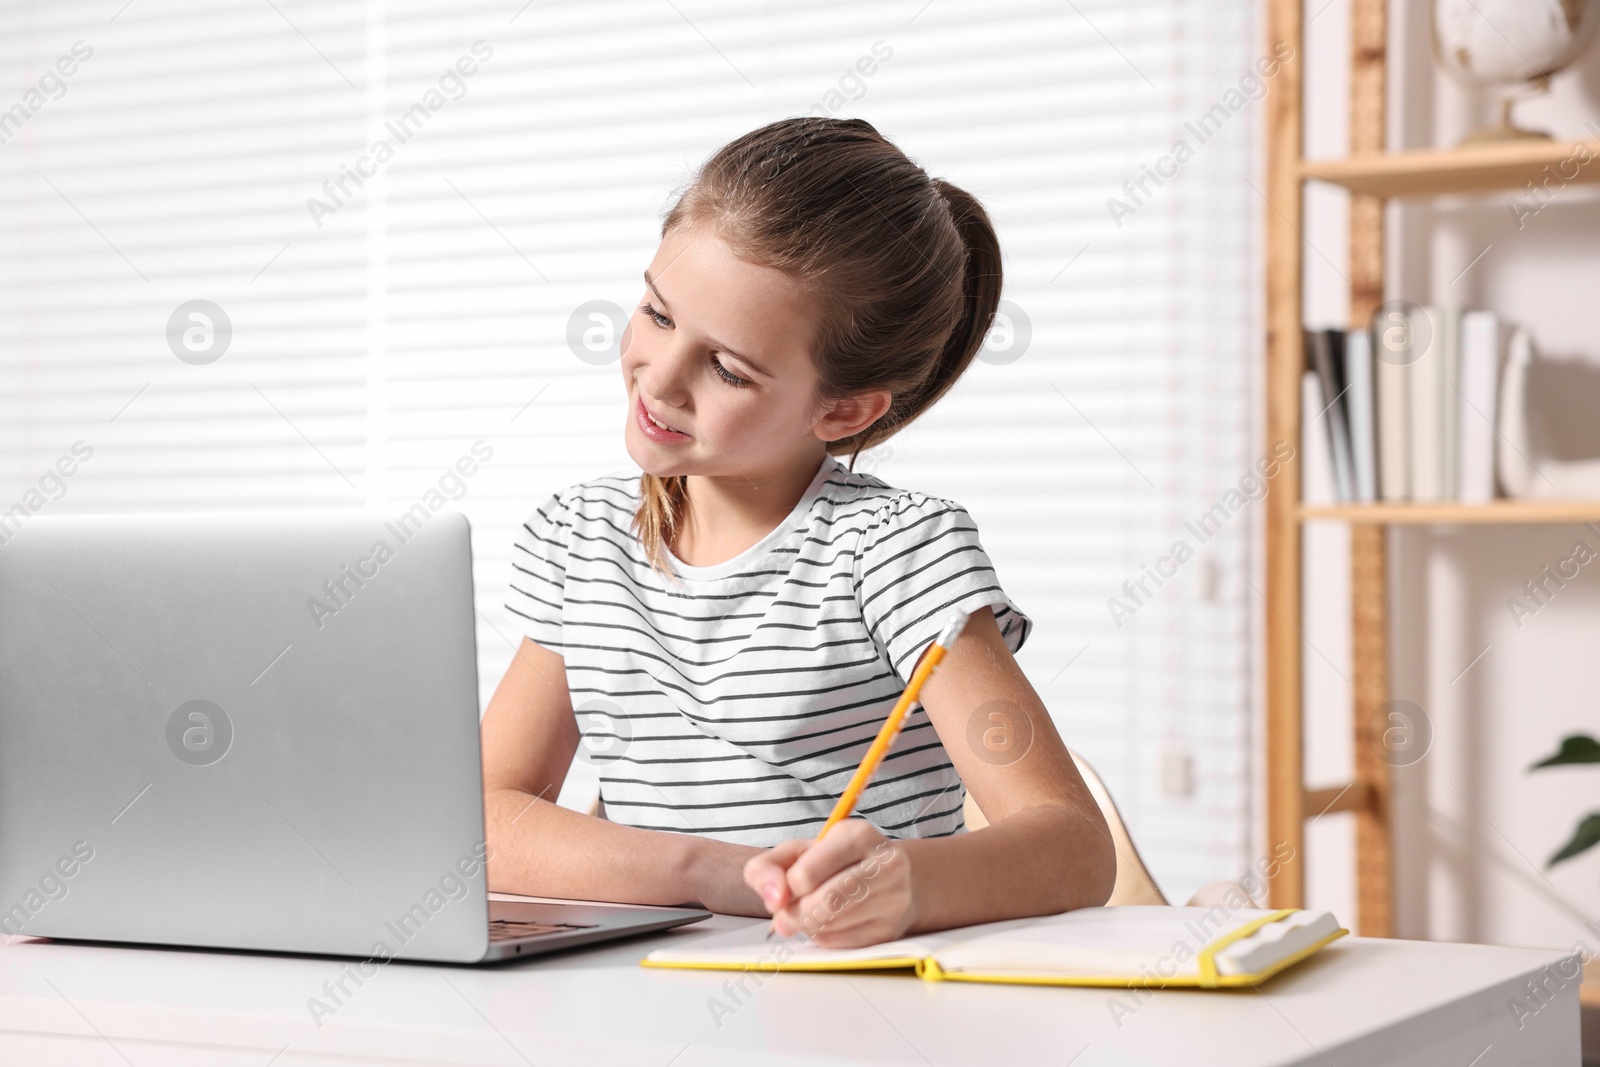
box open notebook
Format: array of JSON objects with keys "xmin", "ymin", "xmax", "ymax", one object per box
[{"xmin": 642, "ymin": 906, "xmax": 1347, "ymax": 989}]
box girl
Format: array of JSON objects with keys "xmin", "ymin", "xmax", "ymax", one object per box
[{"xmin": 483, "ymin": 117, "xmax": 1114, "ymax": 949}]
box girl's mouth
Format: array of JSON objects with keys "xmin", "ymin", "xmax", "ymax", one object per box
[{"xmin": 636, "ymin": 395, "xmax": 692, "ymax": 442}]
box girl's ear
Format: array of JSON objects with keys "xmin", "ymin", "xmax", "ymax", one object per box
[{"xmin": 813, "ymin": 390, "xmax": 893, "ymax": 443}]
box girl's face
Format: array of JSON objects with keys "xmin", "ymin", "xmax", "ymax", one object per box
[{"xmin": 621, "ymin": 221, "xmax": 860, "ymax": 480}]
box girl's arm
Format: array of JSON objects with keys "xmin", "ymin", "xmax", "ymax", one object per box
[
  {"xmin": 481, "ymin": 636, "xmax": 766, "ymax": 915},
  {"xmin": 746, "ymin": 607, "xmax": 1118, "ymax": 946}
]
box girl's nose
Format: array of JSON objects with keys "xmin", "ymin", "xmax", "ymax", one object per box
[{"xmin": 638, "ymin": 340, "xmax": 696, "ymax": 407}]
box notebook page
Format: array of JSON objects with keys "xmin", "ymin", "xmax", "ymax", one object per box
[
  {"xmin": 642, "ymin": 914, "xmax": 1042, "ymax": 968},
  {"xmin": 931, "ymin": 906, "xmax": 1337, "ymax": 978}
]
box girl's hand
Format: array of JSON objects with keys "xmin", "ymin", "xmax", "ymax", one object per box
[{"xmin": 741, "ymin": 820, "xmax": 915, "ymax": 948}]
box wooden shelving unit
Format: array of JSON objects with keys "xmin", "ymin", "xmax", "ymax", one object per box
[{"xmin": 1263, "ymin": 0, "xmax": 1600, "ymax": 943}]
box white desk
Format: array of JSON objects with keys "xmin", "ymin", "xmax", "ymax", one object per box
[{"xmin": 0, "ymin": 894, "xmax": 1581, "ymax": 1066}]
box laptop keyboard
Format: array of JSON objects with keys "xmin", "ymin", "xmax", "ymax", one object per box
[{"xmin": 488, "ymin": 918, "xmax": 600, "ymax": 942}]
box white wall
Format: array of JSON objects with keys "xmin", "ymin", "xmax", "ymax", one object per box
[{"xmin": 1300, "ymin": 0, "xmax": 1600, "ymax": 954}]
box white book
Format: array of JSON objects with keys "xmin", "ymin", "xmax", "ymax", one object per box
[
  {"xmin": 1408, "ymin": 305, "xmax": 1447, "ymax": 502},
  {"xmin": 1437, "ymin": 305, "xmax": 1462, "ymax": 499},
  {"xmin": 1373, "ymin": 317, "xmax": 1411, "ymax": 502},
  {"xmin": 1457, "ymin": 310, "xmax": 1504, "ymax": 503},
  {"xmin": 1495, "ymin": 327, "xmax": 1540, "ymax": 499},
  {"xmin": 1301, "ymin": 371, "xmax": 1336, "ymax": 506},
  {"xmin": 1344, "ymin": 328, "xmax": 1378, "ymax": 503}
]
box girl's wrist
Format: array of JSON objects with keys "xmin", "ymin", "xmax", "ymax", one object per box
[
  {"xmin": 681, "ymin": 835, "xmax": 764, "ymax": 913},
  {"xmin": 674, "ymin": 833, "xmax": 717, "ymax": 904},
  {"xmin": 896, "ymin": 837, "xmax": 954, "ymax": 936},
  {"xmin": 898, "ymin": 840, "xmax": 924, "ymax": 934}
]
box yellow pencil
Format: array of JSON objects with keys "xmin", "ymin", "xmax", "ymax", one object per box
[{"xmin": 765, "ymin": 607, "xmax": 973, "ymax": 939}]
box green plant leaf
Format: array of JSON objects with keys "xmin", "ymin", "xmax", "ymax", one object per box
[
  {"xmin": 1529, "ymin": 734, "xmax": 1600, "ymax": 770},
  {"xmin": 1548, "ymin": 813, "xmax": 1600, "ymax": 867}
]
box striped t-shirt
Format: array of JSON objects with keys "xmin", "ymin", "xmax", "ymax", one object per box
[{"xmin": 504, "ymin": 452, "xmax": 1032, "ymax": 847}]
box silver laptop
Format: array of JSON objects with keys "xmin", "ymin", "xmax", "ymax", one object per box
[{"xmin": 0, "ymin": 510, "xmax": 708, "ymax": 963}]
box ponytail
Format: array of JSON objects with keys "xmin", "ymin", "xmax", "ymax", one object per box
[
  {"xmin": 898, "ymin": 179, "xmax": 1003, "ymax": 432},
  {"xmin": 826, "ymin": 178, "xmax": 1002, "ymax": 468}
]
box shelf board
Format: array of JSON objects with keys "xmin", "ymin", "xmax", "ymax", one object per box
[
  {"xmin": 1300, "ymin": 501, "xmax": 1600, "ymax": 525},
  {"xmin": 1300, "ymin": 139, "xmax": 1600, "ymax": 198}
]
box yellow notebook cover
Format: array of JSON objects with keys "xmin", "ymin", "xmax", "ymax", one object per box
[{"xmin": 641, "ymin": 905, "xmax": 1347, "ymax": 990}]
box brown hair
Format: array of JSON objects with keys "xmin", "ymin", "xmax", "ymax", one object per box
[{"xmin": 630, "ymin": 116, "xmax": 1002, "ymax": 582}]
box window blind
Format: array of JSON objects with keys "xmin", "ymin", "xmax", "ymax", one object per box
[{"xmin": 0, "ymin": 0, "xmax": 1260, "ymax": 903}]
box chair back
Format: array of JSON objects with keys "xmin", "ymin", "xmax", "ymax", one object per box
[{"xmin": 961, "ymin": 750, "xmax": 1168, "ymax": 906}]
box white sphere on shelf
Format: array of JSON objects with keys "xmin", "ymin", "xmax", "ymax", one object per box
[
  {"xmin": 1431, "ymin": 0, "xmax": 1600, "ymax": 140},
  {"xmin": 1433, "ymin": 0, "xmax": 1600, "ymax": 87}
]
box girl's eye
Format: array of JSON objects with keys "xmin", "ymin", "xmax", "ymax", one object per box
[
  {"xmin": 640, "ymin": 301, "xmax": 751, "ymax": 388},
  {"xmin": 711, "ymin": 356, "xmax": 751, "ymax": 388},
  {"xmin": 640, "ymin": 302, "xmax": 752, "ymax": 390},
  {"xmin": 640, "ymin": 301, "xmax": 671, "ymax": 329}
]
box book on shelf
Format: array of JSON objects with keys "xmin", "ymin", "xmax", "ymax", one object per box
[
  {"xmin": 1407, "ymin": 304, "xmax": 1456, "ymax": 502},
  {"xmin": 1301, "ymin": 370, "xmax": 1337, "ymax": 506},
  {"xmin": 1458, "ymin": 310, "xmax": 1508, "ymax": 504},
  {"xmin": 1344, "ymin": 327, "xmax": 1377, "ymax": 503},
  {"xmin": 1305, "ymin": 329, "xmax": 1355, "ymax": 503},
  {"xmin": 1436, "ymin": 306, "xmax": 1461, "ymax": 502},
  {"xmin": 1374, "ymin": 315, "xmax": 1411, "ymax": 503},
  {"xmin": 1303, "ymin": 305, "xmax": 1513, "ymax": 509}
]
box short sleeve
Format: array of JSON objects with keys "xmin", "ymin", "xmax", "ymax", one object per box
[
  {"xmin": 505, "ymin": 489, "xmax": 572, "ymax": 652},
  {"xmin": 854, "ymin": 493, "xmax": 1032, "ymax": 684}
]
